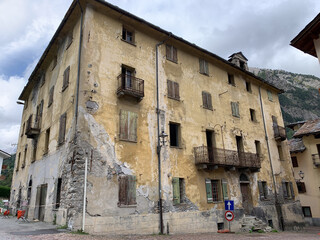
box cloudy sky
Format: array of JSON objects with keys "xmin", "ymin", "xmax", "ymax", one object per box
[{"xmin": 0, "ymin": 0, "xmax": 320, "ymax": 153}]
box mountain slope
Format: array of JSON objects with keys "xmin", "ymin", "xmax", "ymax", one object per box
[{"xmin": 251, "ymin": 68, "xmax": 320, "ymax": 125}]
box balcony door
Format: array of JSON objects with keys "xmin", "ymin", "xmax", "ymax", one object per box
[
  {"xmin": 121, "ymin": 66, "xmax": 134, "ymax": 89},
  {"xmin": 206, "ymin": 130, "xmax": 215, "ymax": 163},
  {"xmin": 239, "ymin": 173, "xmax": 253, "ymax": 215}
]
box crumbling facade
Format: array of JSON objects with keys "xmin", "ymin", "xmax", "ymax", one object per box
[{"xmin": 11, "ymin": 0, "xmax": 304, "ymax": 234}]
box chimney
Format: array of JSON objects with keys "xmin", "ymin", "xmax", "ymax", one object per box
[{"xmin": 228, "ymin": 52, "xmax": 249, "ymax": 71}]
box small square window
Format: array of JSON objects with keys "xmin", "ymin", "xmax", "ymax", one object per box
[
  {"xmin": 166, "ymin": 44, "xmax": 177, "ymax": 63},
  {"xmin": 122, "ymin": 26, "xmax": 135, "ymax": 44},
  {"xmin": 167, "ymin": 80, "xmax": 180, "ymax": 100},
  {"xmin": 228, "ymin": 74, "xmax": 235, "ymax": 86},
  {"xmin": 282, "ymin": 181, "xmax": 295, "ymax": 199},
  {"xmin": 302, "ymin": 207, "xmax": 312, "ymax": 217},
  {"xmin": 291, "ymin": 156, "xmax": 298, "ymax": 167},
  {"xmin": 267, "ymin": 90, "xmax": 273, "ymax": 101},
  {"xmin": 250, "ymin": 109, "xmax": 257, "ymax": 122},
  {"xmin": 169, "ymin": 122, "xmax": 180, "ymax": 147},
  {"xmin": 205, "ymin": 179, "xmax": 222, "ymax": 202},
  {"xmin": 246, "ymin": 81, "xmax": 251, "ymax": 92}
]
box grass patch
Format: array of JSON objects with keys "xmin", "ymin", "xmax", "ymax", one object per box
[
  {"xmin": 71, "ymin": 229, "xmax": 89, "ymax": 235},
  {"xmin": 272, "ymin": 229, "xmax": 278, "ymax": 233},
  {"xmin": 57, "ymin": 224, "xmax": 68, "ymax": 229}
]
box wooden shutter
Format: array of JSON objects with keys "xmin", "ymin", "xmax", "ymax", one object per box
[
  {"xmin": 173, "ymin": 46, "xmax": 177, "ymax": 62},
  {"xmin": 127, "ymin": 175, "xmax": 136, "ymax": 205},
  {"xmin": 48, "ymin": 86, "xmax": 54, "ymax": 107},
  {"xmin": 231, "ymin": 102, "xmax": 236, "ymax": 116},
  {"xmin": 62, "ymin": 66, "xmax": 70, "ymax": 91},
  {"xmin": 258, "ymin": 181, "xmax": 264, "ymax": 200},
  {"xmin": 118, "ymin": 175, "xmax": 127, "ymax": 205},
  {"xmin": 199, "ymin": 59, "xmax": 204, "ymax": 73},
  {"xmin": 167, "ymin": 80, "xmax": 173, "ymax": 98},
  {"xmin": 289, "ymin": 182, "xmax": 295, "ymax": 199},
  {"xmin": 300, "ymin": 182, "xmax": 306, "ymax": 193},
  {"xmin": 204, "ymin": 60, "xmax": 208, "ymax": 74},
  {"xmin": 174, "ymin": 82, "xmax": 179, "ymax": 99},
  {"xmin": 221, "ymin": 179, "xmax": 228, "ymax": 200},
  {"xmin": 272, "ymin": 115, "xmax": 278, "ymax": 127},
  {"xmin": 202, "ymin": 92, "xmax": 208, "ymax": 108},
  {"xmin": 58, "ymin": 113, "xmax": 67, "ymax": 145},
  {"xmin": 282, "ymin": 182, "xmax": 288, "ymax": 199},
  {"xmin": 166, "ymin": 45, "xmax": 171, "ymax": 60},
  {"xmin": 128, "ymin": 111, "xmax": 138, "ymax": 142},
  {"xmin": 119, "ymin": 110, "xmax": 128, "ymax": 140},
  {"xmin": 205, "ymin": 179, "xmax": 213, "ymax": 203},
  {"xmin": 235, "ymin": 103, "xmax": 239, "ymax": 117},
  {"xmin": 172, "ymin": 177, "xmax": 180, "ymax": 204},
  {"xmin": 207, "ymin": 93, "xmax": 212, "ymax": 110}
]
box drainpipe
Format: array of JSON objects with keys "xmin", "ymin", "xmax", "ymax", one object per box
[
  {"xmin": 258, "ymin": 87, "xmax": 284, "ymax": 230},
  {"xmin": 74, "ymin": 0, "xmax": 84, "ymax": 144},
  {"xmin": 155, "ymin": 34, "xmax": 171, "ymax": 234},
  {"xmin": 82, "ymin": 157, "xmax": 88, "ymax": 231}
]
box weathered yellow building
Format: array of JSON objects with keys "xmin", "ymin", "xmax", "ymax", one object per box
[
  {"xmin": 288, "ymin": 120, "xmax": 320, "ymax": 226},
  {"xmin": 11, "ymin": 0, "xmax": 304, "ymax": 234}
]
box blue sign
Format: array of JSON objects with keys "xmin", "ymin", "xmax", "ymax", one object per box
[{"xmin": 224, "ymin": 200, "xmax": 234, "ymax": 211}]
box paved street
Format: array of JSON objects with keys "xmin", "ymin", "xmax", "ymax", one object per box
[{"xmin": 0, "ymin": 216, "xmax": 319, "ymax": 240}]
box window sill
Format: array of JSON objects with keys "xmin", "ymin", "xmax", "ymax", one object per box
[
  {"xmin": 170, "ymin": 146, "xmax": 183, "ymax": 149},
  {"xmin": 62, "ymin": 85, "xmax": 69, "ymax": 92},
  {"xmin": 228, "ymin": 83, "xmax": 236, "ymax": 87},
  {"xmin": 200, "ymin": 72, "xmax": 209, "ymax": 76},
  {"xmin": 203, "ymin": 106, "xmax": 213, "ymax": 111},
  {"xmin": 168, "ymin": 96, "xmax": 180, "ymax": 101},
  {"xmin": 232, "ymin": 115, "xmax": 240, "ymax": 118},
  {"xmin": 207, "ymin": 201, "xmax": 223, "ymax": 204},
  {"xmin": 166, "ymin": 58, "xmax": 178, "ymax": 64},
  {"xmin": 119, "ymin": 139, "xmax": 137, "ymax": 143},
  {"xmin": 121, "ymin": 38, "xmax": 136, "ymax": 46},
  {"xmin": 118, "ymin": 204, "xmax": 137, "ymax": 208}
]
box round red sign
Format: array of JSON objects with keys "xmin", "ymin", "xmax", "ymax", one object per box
[{"xmin": 225, "ymin": 210, "xmax": 234, "ymax": 221}]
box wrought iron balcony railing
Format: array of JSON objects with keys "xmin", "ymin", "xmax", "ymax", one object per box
[
  {"xmin": 194, "ymin": 145, "xmax": 261, "ymax": 170},
  {"xmin": 273, "ymin": 125, "xmax": 286, "ymax": 141},
  {"xmin": 117, "ymin": 74, "xmax": 144, "ymax": 101},
  {"xmin": 312, "ymin": 154, "xmax": 320, "ymax": 167},
  {"xmin": 25, "ymin": 115, "xmax": 40, "ymax": 138}
]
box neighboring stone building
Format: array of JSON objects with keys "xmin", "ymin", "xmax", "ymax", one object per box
[
  {"xmin": 11, "ymin": 0, "xmax": 304, "ymax": 234},
  {"xmin": 288, "ymin": 119, "xmax": 320, "ymax": 226}
]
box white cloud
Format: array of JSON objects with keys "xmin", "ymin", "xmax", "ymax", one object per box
[{"xmin": 0, "ymin": 75, "xmax": 26, "ymax": 153}]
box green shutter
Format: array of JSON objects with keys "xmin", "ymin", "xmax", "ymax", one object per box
[
  {"xmin": 172, "ymin": 177, "xmax": 180, "ymax": 204},
  {"xmin": 205, "ymin": 179, "xmax": 213, "ymax": 203},
  {"xmin": 258, "ymin": 181, "xmax": 264, "ymax": 200},
  {"xmin": 127, "ymin": 175, "xmax": 136, "ymax": 205},
  {"xmin": 119, "ymin": 110, "xmax": 128, "ymax": 140},
  {"xmin": 128, "ymin": 112, "xmax": 138, "ymax": 142},
  {"xmin": 221, "ymin": 179, "xmax": 228, "ymax": 200},
  {"xmin": 289, "ymin": 182, "xmax": 295, "ymax": 199}
]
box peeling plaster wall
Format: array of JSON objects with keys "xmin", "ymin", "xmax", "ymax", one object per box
[{"xmin": 11, "ymin": 1, "xmax": 304, "ymax": 235}]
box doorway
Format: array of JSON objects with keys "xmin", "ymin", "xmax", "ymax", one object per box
[
  {"xmin": 239, "ymin": 174, "xmax": 253, "ymax": 215},
  {"xmin": 34, "ymin": 184, "xmax": 47, "ymax": 221},
  {"xmin": 206, "ymin": 130, "xmax": 215, "ymax": 163}
]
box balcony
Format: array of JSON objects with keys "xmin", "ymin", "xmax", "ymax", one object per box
[
  {"xmin": 273, "ymin": 125, "xmax": 286, "ymax": 141},
  {"xmin": 312, "ymin": 154, "xmax": 320, "ymax": 167},
  {"xmin": 194, "ymin": 146, "xmax": 261, "ymax": 171},
  {"xmin": 117, "ymin": 74, "xmax": 144, "ymax": 101},
  {"xmin": 25, "ymin": 115, "xmax": 40, "ymax": 139}
]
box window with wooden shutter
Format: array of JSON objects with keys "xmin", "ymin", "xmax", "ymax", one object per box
[
  {"xmin": 282, "ymin": 181, "xmax": 288, "ymax": 199},
  {"xmin": 58, "ymin": 113, "xmax": 67, "ymax": 146},
  {"xmin": 65, "ymin": 32, "xmax": 73, "ymax": 50},
  {"xmin": 119, "ymin": 110, "xmax": 138, "ymax": 142},
  {"xmin": 289, "ymin": 182, "xmax": 295, "ymax": 199},
  {"xmin": 296, "ymin": 181, "xmax": 306, "ymax": 193},
  {"xmin": 62, "ymin": 66, "xmax": 70, "ymax": 91},
  {"xmin": 228, "ymin": 74, "xmax": 235, "ymax": 86},
  {"xmin": 202, "ymin": 91, "xmax": 212, "ymax": 110},
  {"xmin": 205, "ymin": 179, "xmax": 213, "ymax": 203},
  {"xmin": 267, "ymin": 90, "xmax": 273, "ymax": 101},
  {"xmin": 172, "ymin": 177, "xmax": 180, "ymax": 204},
  {"xmin": 199, "ymin": 59, "xmax": 209, "ymax": 75},
  {"xmin": 167, "ymin": 80, "xmax": 180, "ymax": 100},
  {"xmin": 291, "ymin": 156, "xmax": 298, "ymax": 167},
  {"xmin": 48, "ymin": 86, "xmax": 54, "ymax": 107},
  {"xmin": 221, "ymin": 179, "xmax": 228, "ymax": 200},
  {"xmin": 118, "ymin": 175, "xmax": 136, "ymax": 206},
  {"xmin": 231, "ymin": 102, "xmax": 240, "ymax": 117},
  {"xmin": 166, "ymin": 44, "xmax": 177, "ymax": 63},
  {"xmin": 122, "ymin": 26, "xmax": 135, "ymax": 44}
]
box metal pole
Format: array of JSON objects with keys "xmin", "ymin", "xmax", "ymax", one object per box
[
  {"xmin": 82, "ymin": 157, "xmax": 88, "ymax": 232},
  {"xmin": 258, "ymin": 87, "xmax": 283, "ymax": 230}
]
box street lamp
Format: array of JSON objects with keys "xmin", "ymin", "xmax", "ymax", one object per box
[
  {"xmin": 298, "ymin": 170, "xmax": 304, "ymax": 181},
  {"xmin": 159, "ymin": 131, "xmax": 168, "ymax": 147}
]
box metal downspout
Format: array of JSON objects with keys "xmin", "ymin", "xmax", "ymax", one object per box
[
  {"xmin": 75, "ymin": 0, "xmax": 83, "ymax": 144},
  {"xmin": 155, "ymin": 34, "xmax": 171, "ymax": 234},
  {"xmin": 258, "ymin": 86, "xmax": 284, "ymax": 230}
]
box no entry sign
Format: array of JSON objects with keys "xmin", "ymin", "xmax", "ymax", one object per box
[{"xmin": 225, "ymin": 210, "xmax": 234, "ymax": 221}]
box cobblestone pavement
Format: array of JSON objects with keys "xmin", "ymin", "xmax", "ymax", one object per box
[{"xmin": 1, "ymin": 217, "xmax": 319, "ymax": 240}]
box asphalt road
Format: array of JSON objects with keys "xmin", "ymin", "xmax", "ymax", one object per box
[{"xmin": 0, "ymin": 216, "xmax": 319, "ymax": 240}]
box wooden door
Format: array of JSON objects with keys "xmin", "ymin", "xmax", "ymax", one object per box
[
  {"xmin": 39, "ymin": 184, "xmax": 47, "ymax": 221},
  {"xmin": 240, "ymin": 183, "xmax": 252, "ymax": 214}
]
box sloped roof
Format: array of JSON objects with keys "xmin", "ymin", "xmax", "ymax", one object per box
[
  {"xmin": 290, "ymin": 13, "xmax": 320, "ymax": 58},
  {"xmin": 19, "ymin": 0, "xmax": 282, "ymax": 100},
  {"xmin": 0, "ymin": 150, "xmax": 10, "ymax": 158},
  {"xmin": 293, "ymin": 119, "xmax": 320, "ymax": 138},
  {"xmin": 288, "ymin": 138, "xmax": 306, "ymax": 153},
  {"xmin": 228, "ymin": 51, "xmax": 248, "ymax": 61}
]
